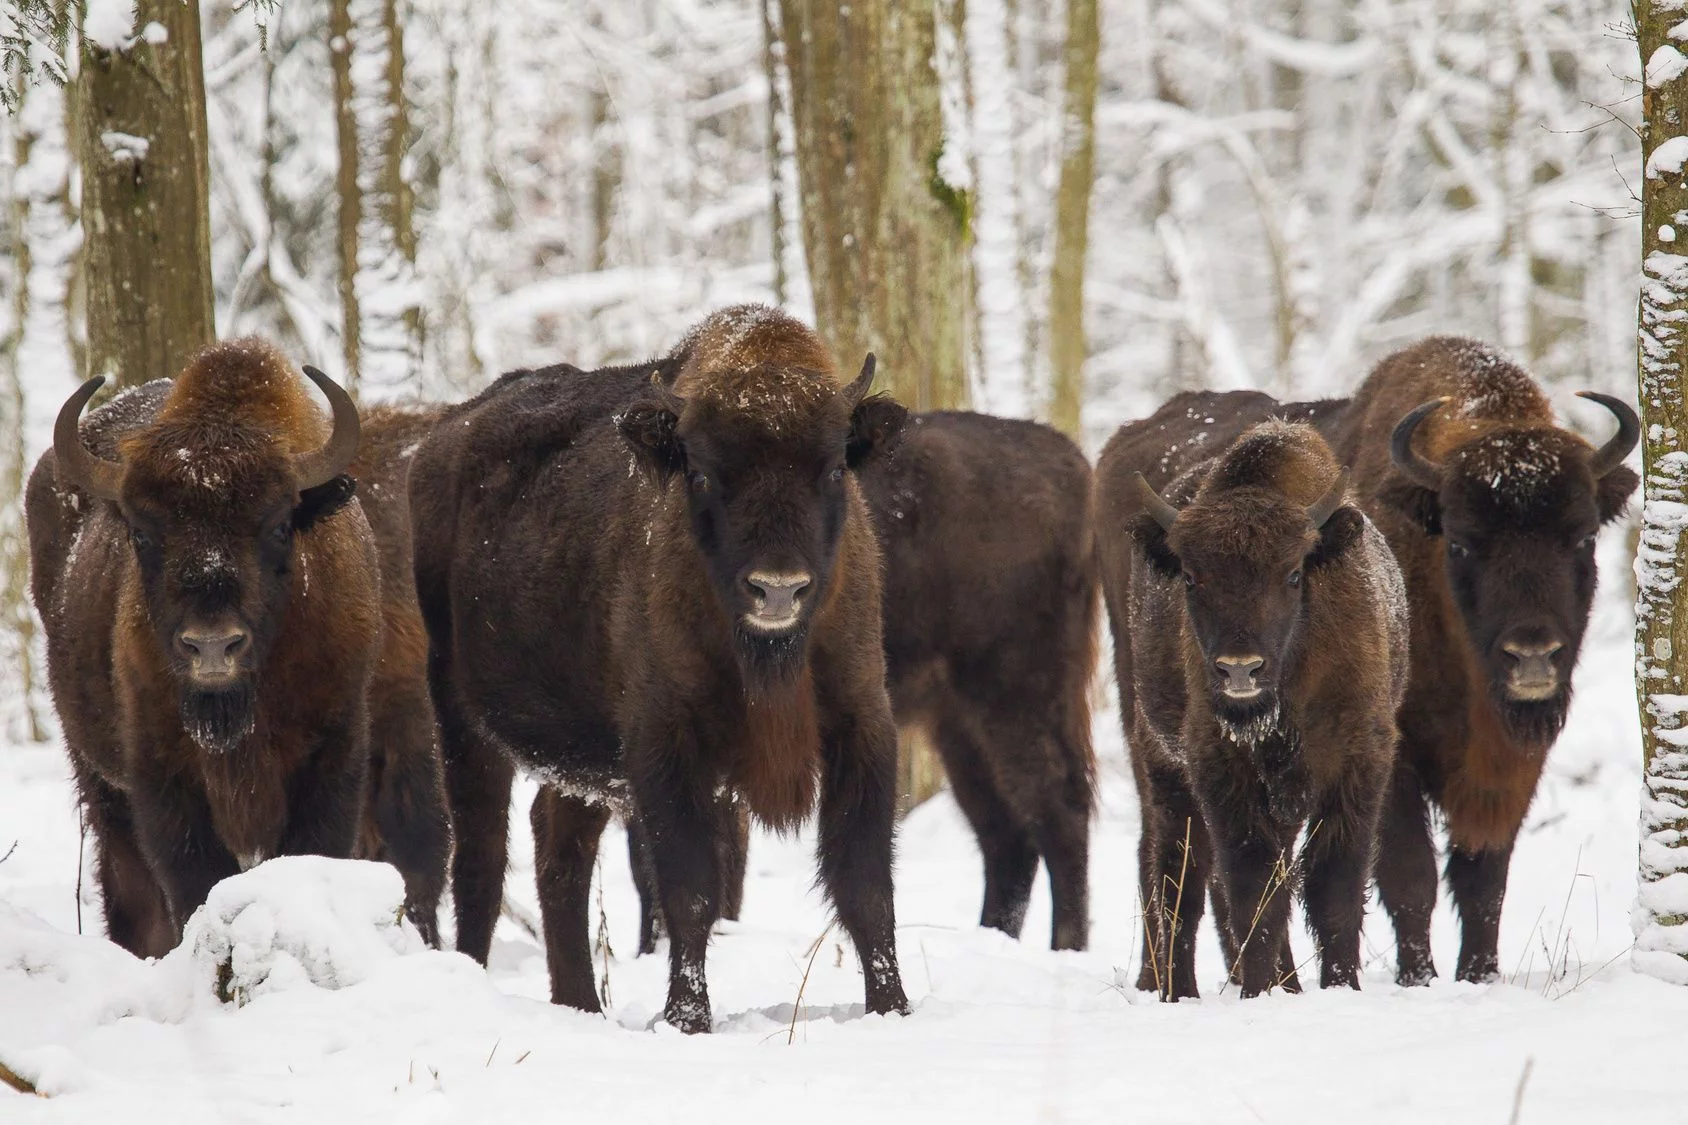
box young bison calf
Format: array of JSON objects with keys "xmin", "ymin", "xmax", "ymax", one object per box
[{"xmin": 1097, "ymin": 417, "xmax": 1406, "ymax": 999}]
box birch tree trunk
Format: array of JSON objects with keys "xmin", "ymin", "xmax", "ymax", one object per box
[
  {"xmin": 780, "ymin": 0, "xmax": 969, "ymax": 807},
  {"xmin": 332, "ymin": 0, "xmax": 422, "ymax": 397},
  {"xmin": 1634, "ymin": 0, "xmax": 1688, "ymax": 984},
  {"xmin": 74, "ymin": 0, "xmax": 214, "ymax": 389},
  {"xmin": 1047, "ymin": 0, "xmax": 1097, "ymax": 438}
]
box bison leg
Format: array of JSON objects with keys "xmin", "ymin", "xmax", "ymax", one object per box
[
  {"xmin": 626, "ymin": 817, "xmax": 663, "ymax": 957},
  {"xmin": 1201, "ymin": 785, "xmax": 1296, "ymax": 999},
  {"xmin": 1375, "ymin": 764, "xmax": 1439, "ymax": 986},
  {"xmin": 1027, "ymin": 731, "xmax": 1093, "ymax": 953},
  {"xmin": 1447, "ymin": 842, "xmax": 1513, "ymax": 984},
  {"xmin": 437, "ymin": 707, "xmax": 513, "ymax": 965},
  {"xmin": 1299, "ymin": 764, "xmax": 1387, "ymax": 990},
  {"xmin": 933, "ymin": 716, "xmax": 1037, "ymax": 940},
  {"xmin": 366, "ymin": 692, "xmax": 452, "ymax": 949},
  {"xmin": 531, "ymin": 788, "xmax": 612, "ymax": 1012},
  {"xmin": 630, "ymin": 772, "xmax": 730, "ymax": 1034},
  {"xmin": 79, "ymin": 769, "xmax": 174, "ymax": 958},
  {"xmin": 1139, "ymin": 760, "xmax": 1211, "ymax": 1001},
  {"xmin": 816, "ymin": 712, "xmax": 909, "ymax": 1019},
  {"xmin": 128, "ymin": 767, "xmax": 240, "ymax": 934},
  {"xmin": 718, "ymin": 797, "xmax": 750, "ymax": 922},
  {"xmin": 280, "ymin": 720, "xmax": 372, "ymax": 862}
]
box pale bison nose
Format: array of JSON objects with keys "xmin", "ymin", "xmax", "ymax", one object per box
[
  {"xmin": 1502, "ymin": 636, "xmax": 1563, "ymax": 696},
  {"xmin": 746, "ymin": 572, "xmax": 811, "ymax": 619},
  {"xmin": 178, "ymin": 628, "xmax": 248, "ymax": 677},
  {"xmin": 1215, "ymin": 654, "xmax": 1265, "ymax": 694}
]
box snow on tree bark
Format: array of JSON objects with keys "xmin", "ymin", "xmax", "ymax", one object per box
[
  {"xmin": 74, "ymin": 0, "xmax": 214, "ymax": 389},
  {"xmin": 332, "ymin": 0, "xmax": 422, "ymax": 398},
  {"xmin": 1635, "ymin": 0, "xmax": 1688, "ymax": 984}
]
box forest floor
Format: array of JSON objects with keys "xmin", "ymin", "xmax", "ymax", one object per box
[{"xmin": 1, "ymin": 543, "xmax": 1680, "ymax": 1124}]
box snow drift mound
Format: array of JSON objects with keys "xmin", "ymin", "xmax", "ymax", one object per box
[{"xmin": 178, "ymin": 856, "xmax": 423, "ymax": 1006}]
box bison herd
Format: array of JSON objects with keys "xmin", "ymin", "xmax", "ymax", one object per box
[{"xmin": 24, "ymin": 308, "xmax": 1638, "ymax": 1032}]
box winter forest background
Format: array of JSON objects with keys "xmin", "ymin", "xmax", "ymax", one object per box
[{"xmin": 0, "ymin": 0, "xmax": 1650, "ymax": 754}]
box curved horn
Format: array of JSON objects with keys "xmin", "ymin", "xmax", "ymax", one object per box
[
  {"xmin": 1576, "ymin": 391, "xmax": 1640, "ymax": 479},
  {"xmin": 843, "ymin": 353, "xmax": 877, "ymax": 406},
  {"xmin": 1130, "ymin": 472, "xmax": 1180, "ymax": 532},
  {"xmin": 52, "ymin": 376, "xmax": 123, "ymax": 501},
  {"xmin": 294, "ymin": 365, "xmax": 362, "ymax": 490},
  {"xmin": 1307, "ymin": 467, "xmax": 1351, "ymax": 529},
  {"xmin": 1389, "ymin": 398, "xmax": 1448, "ymax": 490}
]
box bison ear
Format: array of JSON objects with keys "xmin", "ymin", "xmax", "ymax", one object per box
[
  {"xmin": 294, "ymin": 474, "xmax": 357, "ymax": 532},
  {"xmin": 617, "ymin": 399, "xmax": 686, "ymax": 482},
  {"xmin": 847, "ymin": 394, "xmax": 908, "ymax": 470},
  {"xmin": 1596, "ymin": 463, "xmax": 1639, "ymax": 526},
  {"xmin": 1307, "ymin": 506, "xmax": 1364, "ymax": 571},
  {"xmin": 1376, "ymin": 477, "xmax": 1441, "ymax": 536},
  {"xmin": 1130, "ymin": 515, "xmax": 1182, "ymax": 579}
]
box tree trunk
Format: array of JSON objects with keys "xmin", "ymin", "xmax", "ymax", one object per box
[
  {"xmin": 781, "ymin": 0, "xmax": 969, "ymax": 807},
  {"xmin": 74, "ymin": 0, "xmax": 214, "ymax": 389},
  {"xmin": 332, "ymin": 0, "xmax": 422, "ymax": 397},
  {"xmin": 779, "ymin": 0, "xmax": 970, "ymax": 413},
  {"xmin": 1635, "ymin": 0, "xmax": 1688, "ymax": 984},
  {"xmin": 1046, "ymin": 0, "xmax": 1097, "ymax": 438}
]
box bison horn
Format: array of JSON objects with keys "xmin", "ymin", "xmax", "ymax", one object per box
[
  {"xmin": 53, "ymin": 376, "xmax": 124, "ymax": 502},
  {"xmin": 1389, "ymin": 398, "xmax": 1448, "ymax": 491},
  {"xmin": 1130, "ymin": 472, "xmax": 1181, "ymax": 532},
  {"xmin": 843, "ymin": 353, "xmax": 877, "ymax": 406},
  {"xmin": 1576, "ymin": 391, "xmax": 1640, "ymax": 479},
  {"xmin": 1307, "ymin": 467, "xmax": 1351, "ymax": 529},
  {"xmin": 294, "ymin": 365, "xmax": 362, "ymax": 490}
]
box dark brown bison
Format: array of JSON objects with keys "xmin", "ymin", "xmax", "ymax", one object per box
[
  {"xmin": 1327, "ymin": 336, "xmax": 1639, "ymax": 985},
  {"xmin": 409, "ymin": 305, "xmax": 910, "ymax": 1033},
  {"xmin": 343, "ymin": 406, "xmax": 454, "ymax": 946},
  {"xmin": 25, "ymin": 340, "xmax": 445, "ymax": 954},
  {"xmin": 629, "ymin": 411, "xmax": 1100, "ymax": 953},
  {"xmin": 1097, "ymin": 407, "xmax": 1406, "ymax": 999}
]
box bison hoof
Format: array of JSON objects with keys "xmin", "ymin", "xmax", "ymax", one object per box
[
  {"xmin": 1395, "ymin": 964, "xmax": 1436, "ymax": 988},
  {"xmin": 663, "ymin": 996, "xmax": 713, "ymax": 1035}
]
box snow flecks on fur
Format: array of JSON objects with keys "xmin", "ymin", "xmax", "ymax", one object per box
[{"xmin": 1455, "ymin": 432, "xmax": 1564, "ymax": 508}]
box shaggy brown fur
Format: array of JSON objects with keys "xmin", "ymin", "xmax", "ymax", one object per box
[
  {"xmin": 1097, "ymin": 406, "xmax": 1406, "ymax": 1000},
  {"xmin": 1327, "ymin": 336, "xmax": 1639, "ymax": 984},
  {"xmin": 410, "ymin": 306, "xmax": 909, "ymax": 1033},
  {"xmin": 26, "ymin": 339, "xmax": 383, "ymax": 955},
  {"xmin": 631, "ymin": 411, "xmax": 1101, "ymax": 954}
]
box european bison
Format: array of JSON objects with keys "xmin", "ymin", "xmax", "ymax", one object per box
[
  {"xmin": 25, "ymin": 339, "xmax": 445, "ymax": 954},
  {"xmin": 1097, "ymin": 409, "xmax": 1406, "ymax": 999},
  {"xmin": 1328, "ymin": 336, "xmax": 1639, "ymax": 985},
  {"xmin": 410, "ymin": 305, "xmax": 910, "ymax": 1033},
  {"xmin": 629, "ymin": 411, "xmax": 1100, "ymax": 953}
]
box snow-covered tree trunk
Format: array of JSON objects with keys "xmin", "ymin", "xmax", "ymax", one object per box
[
  {"xmin": 1635, "ymin": 0, "xmax": 1688, "ymax": 984},
  {"xmin": 1046, "ymin": 0, "xmax": 1096, "ymax": 437},
  {"xmin": 75, "ymin": 0, "xmax": 214, "ymax": 388},
  {"xmin": 331, "ymin": 0, "xmax": 421, "ymax": 398}
]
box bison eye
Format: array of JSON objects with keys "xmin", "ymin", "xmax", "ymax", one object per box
[
  {"xmin": 688, "ymin": 471, "xmax": 710, "ymax": 495},
  {"xmin": 1448, "ymin": 540, "xmax": 1471, "ymax": 559},
  {"xmin": 1287, "ymin": 569, "xmax": 1302, "ymax": 587},
  {"xmin": 268, "ymin": 521, "xmax": 292, "ymax": 548},
  {"xmin": 1578, "ymin": 533, "xmax": 1597, "ymax": 551},
  {"xmin": 1182, "ymin": 570, "xmax": 1196, "ymax": 588},
  {"xmin": 829, "ymin": 466, "xmax": 845, "ymax": 483},
  {"xmin": 129, "ymin": 527, "xmax": 155, "ymax": 552}
]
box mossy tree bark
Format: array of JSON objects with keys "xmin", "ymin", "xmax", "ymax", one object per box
[
  {"xmin": 1634, "ymin": 0, "xmax": 1688, "ymax": 983},
  {"xmin": 1047, "ymin": 0, "xmax": 1097, "ymax": 438},
  {"xmin": 74, "ymin": 0, "xmax": 215, "ymax": 389},
  {"xmin": 780, "ymin": 0, "xmax": 969, "ymax": 807}
]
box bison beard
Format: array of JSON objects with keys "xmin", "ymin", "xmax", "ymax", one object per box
[
  {"xmin": 1492, "ymin": 692, "xmax": 1571, "ymax": 752},
  {"xmin": 732, "ymin": 620, "xmax": 811, "ymax": 690},
  {"xmin": 180, "ymin": 683, "xmax": 257, "ymax": 754}
]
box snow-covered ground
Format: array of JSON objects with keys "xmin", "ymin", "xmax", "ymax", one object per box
[{"xmin": 1, "ymin": 532, "xmax": 1679, "ymax": 1123}]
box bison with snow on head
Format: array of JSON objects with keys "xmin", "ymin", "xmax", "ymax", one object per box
[
  {"xmin": 26, "ymin": 340, "xmax": 449, "ymax": 956},
  {"xmin": 410, "ymin": 305, "xmax": 910, "ymax": 1033},
  {"xmin": 1327, "ymin": 336, "xmax": 1639, "ymax": 986},
  {"xmin": 1097, "ymin": 411, "xmax": 1406, "ymax": 999}
]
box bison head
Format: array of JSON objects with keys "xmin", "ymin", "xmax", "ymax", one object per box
[
  {"xmin": 617, "ymin": 354, "xmax": 906, "ymax": 687},
  {"xmin": 1132, "ymin": 460, "xmax": 1361, "ymax": 741},
  {"xmin": 53, "ymin": 365, "xmax": 361, "ymax": 753},
  {"xmin": 1384, "ymin": 393, "xmax": 1638, "ymax": 746}
]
